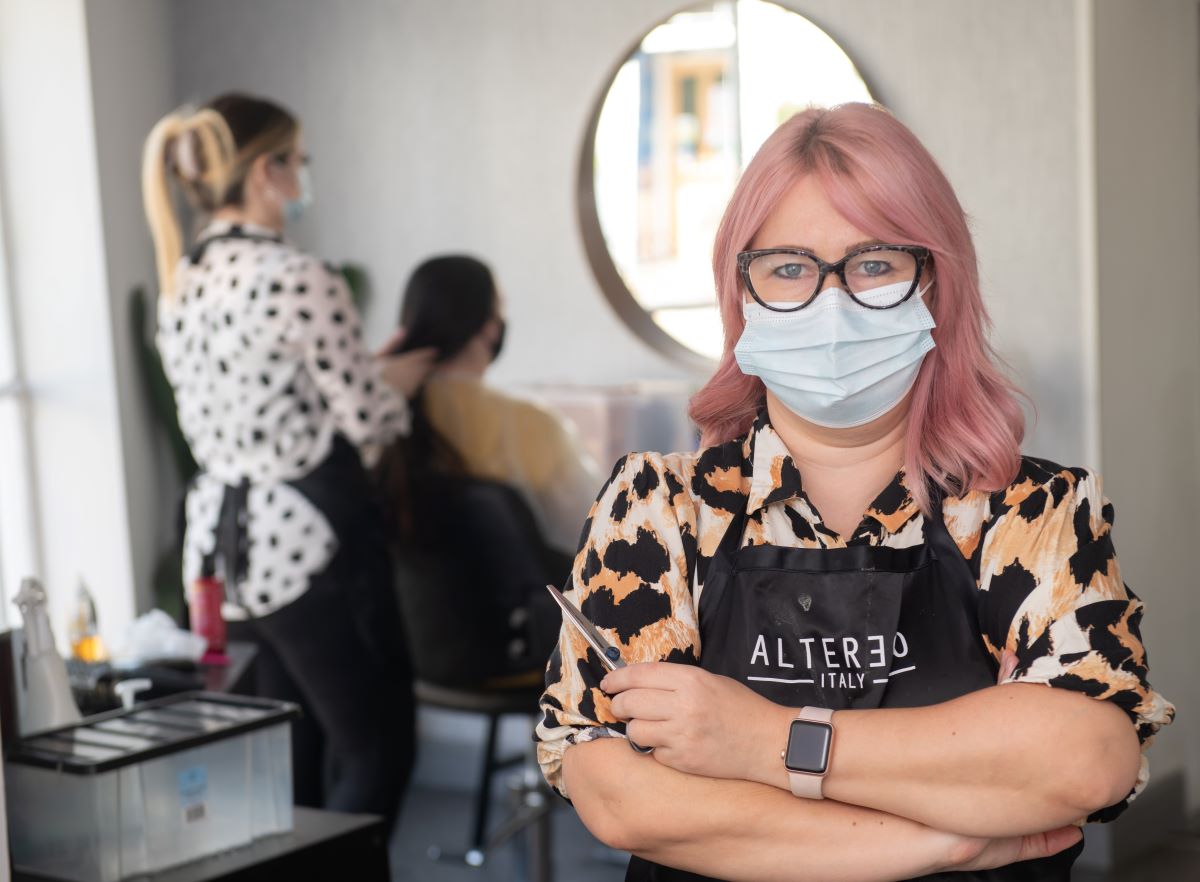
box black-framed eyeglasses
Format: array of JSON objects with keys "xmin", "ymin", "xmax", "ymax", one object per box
[{"xmin": 737, "ymin": 244, "xmax": 932, "ymax": 311}]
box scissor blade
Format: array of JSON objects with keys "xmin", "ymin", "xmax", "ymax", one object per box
[{"xmin": 545, "ymin": 584, "xmax": 624, "ymax": 671}]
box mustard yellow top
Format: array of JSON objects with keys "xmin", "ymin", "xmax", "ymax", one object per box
[{"xmin": 422, "ymin": 374, "xmax": 603, "ymax": 554}]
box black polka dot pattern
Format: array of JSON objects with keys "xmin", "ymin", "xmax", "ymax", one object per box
[{"xmin": 158, "ymin": 219, "xmax": 407, "ymax": 616}]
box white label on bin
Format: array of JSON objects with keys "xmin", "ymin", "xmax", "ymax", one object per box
[{"xmin": 178, "ymin": 765, "xmax": 209, "ymax": 823}]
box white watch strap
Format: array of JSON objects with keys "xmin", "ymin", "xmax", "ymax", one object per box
[{"xmin": 788, "ymin": 706, "xmax": 834, "ymax": 799}]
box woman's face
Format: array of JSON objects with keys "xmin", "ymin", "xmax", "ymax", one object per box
[
  {"xmin": 743, "ymin": 173, "xmax": 933, "ymax": 436},
  {"xmin": 747, "ymin": 173, "xmax": 932, "ymax": 302},
  {"xmin": 249, "ymin": 134, "xmax": 308, "ymax": 213},
  {"xmin": 482, "ymin": 289, "xmax": 507, "ymax": 353},
  {"xmin": 271, "ymin": 136, "xmax": 309, "ymax": 202}
]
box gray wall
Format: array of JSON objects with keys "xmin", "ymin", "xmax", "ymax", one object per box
[{"xmin": 1093, "ymin": 0, "xmax": 1200, "ymax": 816}]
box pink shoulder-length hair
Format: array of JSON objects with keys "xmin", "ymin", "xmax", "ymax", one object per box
[{"xmin": 688, "ymin": 103, "xmax": 1026, "ymax": 511}]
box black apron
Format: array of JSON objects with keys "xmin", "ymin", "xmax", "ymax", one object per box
[
  {"xmin": 210, "ymin": 435, "xmax": 393, "ymax": 617},
  {"xmin": 626, "ymin": 490, "xmax": 1082, "ymax": 882}
]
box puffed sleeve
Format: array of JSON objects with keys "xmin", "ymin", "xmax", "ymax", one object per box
[
  {"xmin": 290, "ymin": 260, "xmax": 409, "ymax": 464},
  {"xmin": 534, "ymin": 452, "xmax": 700, "ymax": 800},
  {"xmin": 977, "ymin": 462, "xmax": 1175, "ymax": 823}
]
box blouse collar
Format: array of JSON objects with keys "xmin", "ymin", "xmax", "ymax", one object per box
[
  {"xmin": 195, "ymin": 218, "xmax": 284, "ymax": 246},
  {"xmin": 742, "ymin": 406, "xmax": 922, "ymax": 540}
]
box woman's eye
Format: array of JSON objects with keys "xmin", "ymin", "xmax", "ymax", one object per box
[
  {"xmin": 772, "ymin": 262, "xmax": 808, "ymax": 280},
  {"xmin": 858, "ymin": 260, "xmax": 891, "ymax": 276}
]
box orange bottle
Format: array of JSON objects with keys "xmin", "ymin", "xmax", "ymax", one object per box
[{"xmin": 68, "ymin": 578, "xmax": 108, "ymax": 663}]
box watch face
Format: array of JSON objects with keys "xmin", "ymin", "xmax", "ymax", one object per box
[{"xmin": 785, "ymin": 720, "xmax": 832, "ymax": 775}]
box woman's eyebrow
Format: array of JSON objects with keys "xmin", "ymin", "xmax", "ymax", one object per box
[
  {"xmin": 761, "ymin": 239, "xmax": 887, "ymax": 255},
  {"xmin": 842, "ymin": 239, "xmax": 887, "ymax": 254}
]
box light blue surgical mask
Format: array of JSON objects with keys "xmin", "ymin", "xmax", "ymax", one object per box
[
  {"xmin": 734, "ymin": 279, "xmax": 935, "ymax": 428},
  {"xmin": 283, "ymin": 165, "xmax": 313, "ymax": 223}
]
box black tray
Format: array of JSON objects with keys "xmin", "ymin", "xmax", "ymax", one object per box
[{"xmin": 6, "ymin": 691, "xmax": 298, "ymax": 775}]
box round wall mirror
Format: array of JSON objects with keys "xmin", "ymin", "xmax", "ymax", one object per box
[{"xmin": 580, "ymin": 1, "xmax": 875, "ymax": 367}]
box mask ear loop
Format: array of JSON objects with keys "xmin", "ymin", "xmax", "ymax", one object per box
[{"xmin": 916, "ymin": 250, "xmax": 935, "ymax": 299}]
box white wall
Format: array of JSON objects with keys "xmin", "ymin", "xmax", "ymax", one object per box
[
  {"xmin": 166, "ymin": 0, "xmax": 1094, "ymax": 462},
  {"xmin": 0, "ymin": 0, "xmax": 138, "ymax": 648}
]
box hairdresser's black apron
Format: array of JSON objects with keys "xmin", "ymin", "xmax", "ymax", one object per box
[
  {"xmin": 626, "ymin": 491, "xmax": 1082, "ymax": 882},
  {"xmin": 211, "ymin": 431, "xmax": 398, "ymax": 655}
]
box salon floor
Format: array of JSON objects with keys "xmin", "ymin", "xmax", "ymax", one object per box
[
  {"xmin": 387, "ymin": 785, "xmax": 1200, "ymax": 882},
  {"xmin": 389, "ymin": 784, "xmax": 624, "ymax": 882},
  {"xmin": 1072, "ymin": 826, "xmax": 1200, "ymax": 882}
]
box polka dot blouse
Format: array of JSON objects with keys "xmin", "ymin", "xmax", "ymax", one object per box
[{"xmin": 157, "ymin": 220, "xmax": 409, "ymax": 617}]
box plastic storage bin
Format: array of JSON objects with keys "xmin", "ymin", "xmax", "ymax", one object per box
[{"xmin": 5, "ymin": 692, "xmax": 297, "ymax": 881}]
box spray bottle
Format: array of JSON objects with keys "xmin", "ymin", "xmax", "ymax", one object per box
[{"xmin": 12, "ymin": 577, "xmax": 82, "ymax": 737}]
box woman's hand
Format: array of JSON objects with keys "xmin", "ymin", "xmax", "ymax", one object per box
[
  {"xmin": 376, "ymin": 347, "xmax": 437, "ymax": 399},
  {"xmin": 941, "ymin": 824, "xmax": 1082, "ymax": 873},
  {"xmin": 601, "ymin": 662, "xmax": 793, "ymax": 786}
]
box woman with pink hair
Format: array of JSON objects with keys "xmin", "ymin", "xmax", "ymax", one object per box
[{"xmin": 535, "ymin": 103, "xmax": 1173, "ymax": 881}]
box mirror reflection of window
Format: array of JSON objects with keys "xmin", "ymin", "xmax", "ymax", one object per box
[{"xmin": 590, "ymin": 0, "xmax": 874, "ymax": 361}]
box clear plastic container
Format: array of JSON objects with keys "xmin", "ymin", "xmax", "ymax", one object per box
[{"xmin": 5, "ymin": 692, "xmax": 295, "ymax": 881}]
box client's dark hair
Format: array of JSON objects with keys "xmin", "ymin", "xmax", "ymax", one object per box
[
  {"xmin": 376, "ymin": 255, "xmax": 499, "ymax": 541},
  {"xmin": 395, "ymin": 256, "xmax": 497, "ymax": 360}
]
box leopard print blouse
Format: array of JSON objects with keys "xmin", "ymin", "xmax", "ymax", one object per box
[{"xmin": 535, "ymin": 407, "xmax": 1175, "ymax": 823}]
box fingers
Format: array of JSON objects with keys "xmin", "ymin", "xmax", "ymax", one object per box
[
  {"xmin": 957, "ymin": 824, "xmax": 1083, "ymax": 872},
  {"xmin": 377, "ymin": 347, "xmax": 439, "ymax": 397},
  {"xmin": 1017, "ymin": 826, "xmax": 1082, "ymax": 863},
  {"xmin": 625, "ymin": 718, "xmax": 669, "ymax": 750},
  {"xmin": 602, "ymin": 661, "xmax": 697, "ymax": 694},
  {"xmin": 610, "ymin": 687, "xmax": 675, "ymax": 722},
  {"xmin": 374, "ymin": 347, "xmax": 437, "ymax": 369},
  {"xmin": 393, "ymin": 346, "xmax": 438, "ymax": 366}
]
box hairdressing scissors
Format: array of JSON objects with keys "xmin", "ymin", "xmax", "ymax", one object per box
[{"xmin": 545, "ymin": 584, "xmax": 654, "ymax": 754}]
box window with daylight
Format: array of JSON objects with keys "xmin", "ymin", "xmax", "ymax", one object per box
[{"xmin": 0, "ymin": 185, "xmax": 41, "ymax": 629}]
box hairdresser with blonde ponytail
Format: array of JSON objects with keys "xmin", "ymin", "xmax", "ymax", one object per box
[
  {"xmin": 535, "ymin": 104, "xmax": 1173, "ymax": 882},
  {"xmin": 144, "ymin": 93, "xmax": 432, "ymax": 825}
]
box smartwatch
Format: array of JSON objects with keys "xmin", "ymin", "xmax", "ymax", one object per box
[{"xmin": 782, "ymin": 707, "xmax": 834, "ymax": 798}]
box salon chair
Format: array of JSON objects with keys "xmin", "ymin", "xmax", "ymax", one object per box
[{"xmin": 394, "ymin": 475, "xmax": 568, "ymax": 881}]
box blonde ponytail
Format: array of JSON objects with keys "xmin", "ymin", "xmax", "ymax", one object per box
[{"xmin": 141, "ymin": 108, "xmax": 236, "ymax": 298}]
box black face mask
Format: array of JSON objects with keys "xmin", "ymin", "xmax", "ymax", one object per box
[{"xmin": 490, "ymin": 319, "xmax": 507, "ymax": 363}]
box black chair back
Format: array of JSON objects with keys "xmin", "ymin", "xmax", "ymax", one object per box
[{"xmin": 394, "ymin": 475, "xmax": 569, "ymax": 688}]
